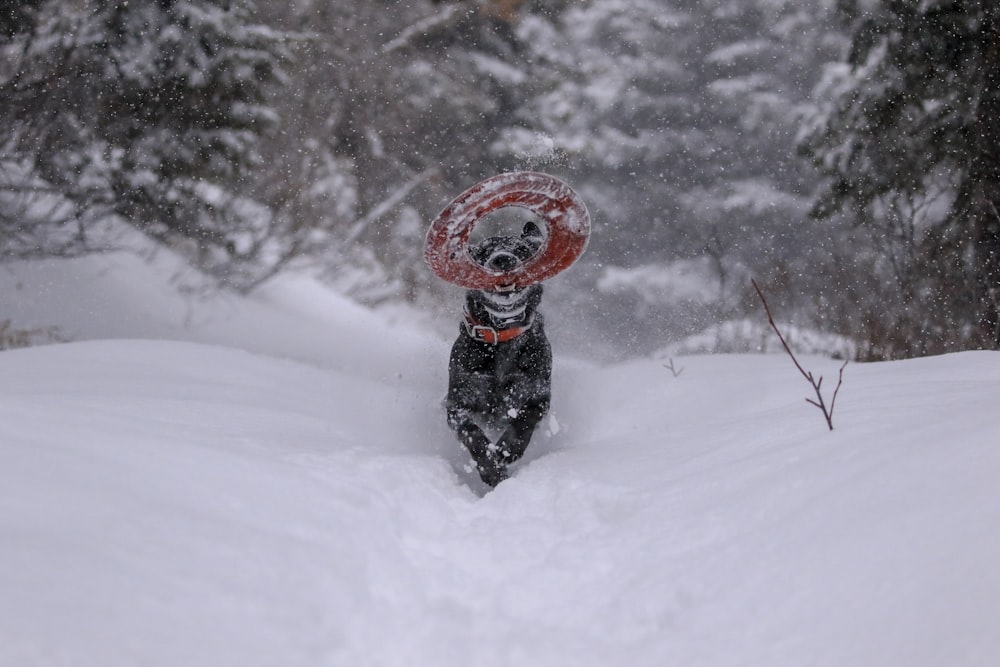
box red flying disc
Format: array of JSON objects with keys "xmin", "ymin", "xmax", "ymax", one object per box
[{"xmin": 423, "ymin": 171, "xmax": 590, "ymax": 290}]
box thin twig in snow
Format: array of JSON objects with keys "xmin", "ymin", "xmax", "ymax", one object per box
[{"xmin": 752, "ymin": 279, "xmax": 847, "ymax": 431}]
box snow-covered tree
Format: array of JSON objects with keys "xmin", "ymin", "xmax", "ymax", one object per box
[
  {"xmin": 254, "ymin": 0, "xmax": 555, "ymax": 302},
  {"xmin": 801, "ymin": 0, "xmax": 1000, "ymax": 355},
  {"xmin": 1, "ymin": 0, "xmax": 290, "ymax": 285},
  {"xmin": 493, "ymin": 0, "xmax": 841, "ymax": 354}
]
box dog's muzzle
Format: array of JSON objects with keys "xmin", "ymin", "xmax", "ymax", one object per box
[{"xmin": 485, "ymin": 250, "xmax": 520, "ymax": 273}]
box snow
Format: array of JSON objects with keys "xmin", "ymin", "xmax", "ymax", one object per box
[
  {"xmin": 658, "ymin": 317, "xmax": 857, "ymax": 358},
  {"xmin": 597, "ymin": 257, "xmax": 722, "ymax": 306},
  {"xmin": 2, "ymin": 248, "xmax": 1000, "ymax": 667}
]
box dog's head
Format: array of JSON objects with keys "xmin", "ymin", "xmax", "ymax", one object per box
[{"xmin": 470, "ymin": 221, "xmax": 545, "ymax": 274}]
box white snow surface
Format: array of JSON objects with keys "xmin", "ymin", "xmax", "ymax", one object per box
[{"xmin": 2, "ymin": 249, "xmax": 1000, "ymax": 667}]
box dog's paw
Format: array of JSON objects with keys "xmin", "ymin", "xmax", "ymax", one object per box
[
  {"xmin": 477, "ymin": 461, "xmax": 508, "ymax": 488},
  {"xmin": 495, "ymin": 428, "xmax": 530, "ymax": 466}
]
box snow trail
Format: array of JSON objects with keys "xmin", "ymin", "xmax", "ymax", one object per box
[{"xmin": 2, "ymin": 252, "xmax": 999, "ymax": 666}]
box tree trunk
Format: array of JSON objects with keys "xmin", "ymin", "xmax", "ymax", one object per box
[{"xmin": 971, "ymin": 10, "xmax": 1000, "ymax": 348}]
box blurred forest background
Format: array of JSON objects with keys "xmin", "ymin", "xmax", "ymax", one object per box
[{"xmin": 3, "ymin": 0, "xmax": 999, "ymax": 360}]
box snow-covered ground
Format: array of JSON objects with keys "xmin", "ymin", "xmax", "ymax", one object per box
[{"xmin": 1, "ymin": 249, "xmax": 999, "ymax": 667}]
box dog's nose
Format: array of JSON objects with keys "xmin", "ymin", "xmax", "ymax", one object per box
[{"xmin": 486, "ymin": 251, "xmax": 519, "ymax": 273}]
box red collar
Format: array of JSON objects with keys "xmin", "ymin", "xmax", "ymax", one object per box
[{"xmin": 463, "ymin": 312, "xmax": 531, "ymax": 345}]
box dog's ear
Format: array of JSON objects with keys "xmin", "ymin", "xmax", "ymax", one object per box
[
  {"xmin": 519, "ymin": 221, "xmax": 544, "ymax": 258},
  {"xmin": 521, "ymin": 221, "xmax": 543, "ymax": 241}
]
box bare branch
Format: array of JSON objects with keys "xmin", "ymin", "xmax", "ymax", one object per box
[
  {"xmin": 381, "ymin": 5, "xmax": 464, "ymax": 54},
  {"xmin": 988, "ymin": 199, "xmax": 1000, "ymax": 226},
  {"xmin": 663, "ymin": 357, "xmax": 684, "ymax": 377},
  {"xmin": 342, "ymin": 167, "xmax": 439, "ymax": 246},
  {"xmin": 752, "ymin": 279, "xmax": 847, "ymax": 431}
]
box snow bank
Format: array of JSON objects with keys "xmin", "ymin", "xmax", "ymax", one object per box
[
  {"xmin": 2, "ymin": 338, "xmax": 998, "ymax": 666},
  {"xmin": 1, "ymin": 249, "xmax": 999, "ymax": 666}
]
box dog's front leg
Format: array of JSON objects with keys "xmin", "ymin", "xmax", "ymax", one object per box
[
  {"xmin": 495, "ymin": 396, "xmax": 549, "ymax": 466},
  {"xmin": 447, "ymin": 407, "xmax": 508, "ymax": 486},
  {"xmin": 448, "ymin": 412, "xmax": 490, "ymax": 460}
]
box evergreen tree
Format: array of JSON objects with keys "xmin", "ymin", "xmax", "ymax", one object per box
[
  {"xmin": 494, "ymin": 0, "xmax": 840, "ymax": 352},
  {"xmin": 1, "ymin": 0, "xmax": 290, "ymax": 285},
  {"xmin": 801, "ymin": 0, "xmax": 1000, "ymax": 354},
  {"xmin": 254, "ymin": 0, "xmax": 554, "ymax": 302}
]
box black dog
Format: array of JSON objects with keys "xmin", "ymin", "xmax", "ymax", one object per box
[{"xmin": 445, "ymin": 222, "xmax": 551, "ymax": 487}]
